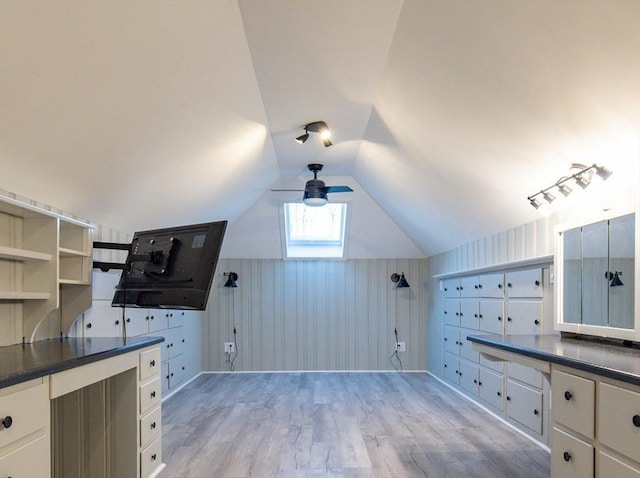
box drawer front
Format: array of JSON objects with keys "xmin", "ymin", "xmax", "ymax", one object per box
[
  {"xmin": 124, "ymin": 308, "xmax": 150, "ymax": 337},
  {"xmin": 505, "ymin": 301, "xmax": 542, "ymax": 335},
  {"xmin": 599, "ymin": 382, "xmax": 640, "ymax": 462},
  {"xmin": 0, "ymin": 379, "xmax": 48, "ymax": 448},
  {"xmin": 479, "ymin": 354, "xmax": 504, "ymax": 373},
  {"xmin": 165, "ymin": 328, "xmax": 184, "ymax": 359},
  {"xmin": 478, "ymin": 368, "xmax": 504, "ymax": 412},
  {"xmin": 459, "ymin": 299, "xmax": 479, "ymax": 330},
  {"xmin": 83, "ymin": 301, "xmax": 122, "ymax": 338},
  {"xmin": 139, "ymin": 347, "xmax": 162, "ymax": 382},
  {"xmin": 0, "ymin": 432, "xmax": 50, "ymax": 477},
  {"xmin": 506, "ymin": 380, "xmax": 543, "ymax": 434},
  {"xmin": 478, "ymin": 300, "xmax": 504, "ymax": 335},
  {"xmin": 551, "ymin": 427, "xmax": 594, "ymax": 478},
  {"xmin": 442, "ymin": 278, "xmax": 460, "ymax": 298},
  {"xmin": 140, "ymin": 437, "xmax": 163, "ymax": 478},
  {"xmin": 443, "ymin": 299, "xmax": 460, "ymax": 326},
  {"xmin": 506, "ymin": 268, "xmax": 543, "ymax": 298},
  {"xmin": 167, "ymin": 310, "xmax": 185, "ymax": 328},
  {"xmin": 140, "ymin": 377, "xmax": 162, "ymax": 415},
  {"xmin": 508, "ymin": 362, "xmax": 542, "ymax": 389},
  {"xmin": 140, "ymin": 406, "xmax": 162, "ymax": 449},
  {"xmin": 552, "ymin": 369, "xmax": 594, "ymax": 439},
  {"xmin": 599, "ymin": 450, "xmax": 640, "ymax": 478},
  {"xmin": 458, "ymin": 276, "xmax": 478, "ymax": 298},
  {"xmin": 147, "ymin": 310, "xmax": 168, "ymax": 333}
]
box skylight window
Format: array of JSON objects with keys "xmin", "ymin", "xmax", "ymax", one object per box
[{"xmin": 283, "ymin": 202, "xmax": 347, "ymax": 258}]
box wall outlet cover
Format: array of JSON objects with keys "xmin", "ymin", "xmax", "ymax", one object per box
[{"xmin": 224, "ymin": 342, "xmax": 235, "ymax": 354}]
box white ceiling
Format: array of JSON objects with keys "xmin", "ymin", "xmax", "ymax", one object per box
[{"xmin": 1, "ymin": 0, "xmax": 638, "ymax": 257}]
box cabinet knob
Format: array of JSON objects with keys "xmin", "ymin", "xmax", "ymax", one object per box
[
  {"xmin": 473, "ymin": 379, "xmax": 477, "ymax": 384},
  {"xmin": 498, "ymin": 283, "xmax": 503, "ymax": 289},
  {"xmin": 474, "ymin": 285, "xmax": 478, "ymax": 289},
  {"xmin": 126, "ymin": 318, "xmax": 131, "ymax": 323},
  {"xmin": 115, "ymin": 320, "xmax": 120, "ymax": 325},
  {"xmin": 563, "ymin": 452, "xmax": 571, "ymax": 462},
  {"xmin": 535, "ymin": 280, "xmax": 540, "ymax": 286},
  {"xmin": 152, "ymin": 453, "xmax": 157, "ymax": 461},
  {"xmin": 151, "ymin": 422, "xmax": 156, "ymax": 429},
  {"xmin": 564, "ymin": 391, "xmax": 572, "ymax": 401},
  {"xmin": 507, "ymin": 317, "xmax": 512, "ymax": 322},
  {"xmin": 87, "ymin": 323, "xmax": 92, "ymax": 329},
  {"xmin": 533, "ymin": 409, "xmax": 539, "ymax": 415},
  {"xmin": 444, "ymin": 338, "xmax": 448, "ymax": 341},
  {"xmin": 498, "ymin": 316, "xmax": 502, "ymax": 321},
  {"xmin": 478, "ymin": 284, "xmax": 483, "ymax": 289},
  {"xmin": 633, "ymin": 415, "xmax": 640, "ymax": 428},
  {"xmin": 497, "ymin": 391, "xmax": 501, "ymax": 397},
  {"xmin": 151, "ymin": 391, "xmax": 156, "ymax": 398},
  {"xmin": 506, "ymin": 396, "xmax": 511, "ymax": 401},
  {"xmin": 1, "ymin": 415, "xmax": 13, "ymax": 429},
  {"xmin": 478, "ymin": 381, "xmax": 482, "ymax": 386},
  {"xmin": 150, "ymin": 360, "xmax": 156, "ymax": 367},
  {"xmin": 534, "ymin": 319, "xmax": 540, "ymax": 325},
  {"xmin": 507, "ymin": 282, "xmax": 512, "ymax": 288},
  {"xmin": 444, "ymin": 364, "xmax": 448, "ymax": 368},
  {"xmin": 478, "ymin": 314, "xmax": 483, "ymax": 319}
]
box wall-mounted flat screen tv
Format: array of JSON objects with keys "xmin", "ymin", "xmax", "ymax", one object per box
[{"xmin": 111, "ymin": 221, "xmax": 227, "ymax": 310}]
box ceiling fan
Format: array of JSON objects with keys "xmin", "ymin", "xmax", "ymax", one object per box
[{"xmin": 271, "ymin": 163, "xmax": 353, "ymax": 207}]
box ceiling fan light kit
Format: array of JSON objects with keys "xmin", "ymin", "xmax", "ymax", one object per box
[
  {"xmin": 271, "ymin": 163, "xmax": 353, "ymax": 207},
  {"xmin": 527, "ymin": 163, "xmax": 612, "ymax": 209},
  {"xmin": 295, "ymin": 121, "xmax": 332, "ymax": 147}
]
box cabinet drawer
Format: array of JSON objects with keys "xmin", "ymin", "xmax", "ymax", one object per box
[
  {"xmin": 168, "ymin": 355, "xmax": 187, "ymax": 389},
  {"xmin": 459, "ymin": 276, "xmax": 479, "ymax": 298},
  {"xmin": 505, "ymin": 301, "xmax": 542, "ymax": 335},
  {"xmin": 478, "ymin": 272, "xmax": 504, "ymax": 298},
  {"xmin": 140, "ymin": 406, "xmax": 162, "ymax": 449},
  {"xmin": 0, "ymin": 378, "xmax": 48, "ymax": 448},
  {"xmin": 0, "ymin": 432, "xmax": 50, "ymax": 477},
  {"xmin": 551, "ymin": 427, "xmax": 593, "ymax": 478},
  {"xmin": 598, "ymin": 382, "xmax": 640, "ymax": 462},
  {"xmin": 139, "ymin": 347, "xmax": 161, "ymax": 382},
  {"xmin": 478, "ymin": 368, "xmax": 504, "ymax": 412},
  {"xmin": 140, "ymin": 377, "xmax": 161, "ymax": 415},
  {"xmin": 506, "ymin": 380, "xmax": 543, "ymax": 435},
  {"xmin": 124, "ymin": 308, "xmax": 150, "ymax": 337},
  {"xmin": 552, "ymin": 369, "xmax": 594, "ymax": 439},
  {"xmin": 478, "ymin": 300, "xmax": 504, "ymax": 335},
  {"xmin": 599, "ymin": 450, "xmax": 640, "ymax": 478},
  {"xmin": 508, "ymin": 362, "xmax": 542, "ymax": 389},
  {"xmin": 442, "ymin": 278, "xmax": 460, "ymax": 298},
  {"xmin": 458, "ymin": 360, "xmax": 479, "ymax": 396},
  {"xmin": 459, "ymin": 299, "xmax": 479, "ymax": 330},
  {"xmin": 443, "ymin": 299, "xmax": 460, "ymax": 326},
  {"xmin": 443, "ymin": 326, "xmax": 460, "ymax": 355},
  {"xmin": 141, "ymin": 437, "xmax": 163, "ymax": 478},
  {"xmin": 458, "ymin": 331, "xmax": 478, "ymax": 363},
  {"xmin": 443, "ymin": 353, "xmax": 459, "ymax": 385}
]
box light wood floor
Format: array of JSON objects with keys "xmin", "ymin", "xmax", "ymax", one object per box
[{"xmin": 161, "ymin": 373, "xmax": 550, "ymax": 477}]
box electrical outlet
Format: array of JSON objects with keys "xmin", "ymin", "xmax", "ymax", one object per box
[
  {"xmin": 224, "ymin": 342, "xmax": 235, "ymax": 354},
  {"xmin": 396, "ymin": 342, "xmax": 406, "ymax": 352}
]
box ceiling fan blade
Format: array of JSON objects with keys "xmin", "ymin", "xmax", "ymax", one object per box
[
  {"xmin": 324, "ymin": 186, "xmax": 353, "ymax": 193},
  {"xmin": 270, "ymin": 189, "xmax": 304, "ymax": 192}
]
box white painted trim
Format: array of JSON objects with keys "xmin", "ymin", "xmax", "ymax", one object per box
[
  {"xmin": 161, "ymin": 370, "xmax": 205, "ymax": 402},
  {"xmin": 199, "ymin": 369, "xmax": 429, "ymax": 374},
  {"xmin": 433, "ymin": 254, "xmax": 554, "ymax": 279},
  {"xmin": 426, "ymin": 371, "xmax": 551, "ymax": 453}
]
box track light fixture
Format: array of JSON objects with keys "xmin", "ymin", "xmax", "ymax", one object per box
[
  {"xmin": 527, "ymin": 163, "xmax": 612, "ymax": 209},
  {"xmin": 391, "ymin": 273, "xmax": 410, "ymax": 288},
  {"xmin": 224, "ymin": 272, "xmax": 238, "ymax": 288},
  {"xmin": 295, "ymin": 121, "xmax": 332, "ymax": 147}
]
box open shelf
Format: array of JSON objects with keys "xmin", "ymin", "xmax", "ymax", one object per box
[{"xmin": 0, "ymin": 245, "xmax": 53, "ymax": 262}]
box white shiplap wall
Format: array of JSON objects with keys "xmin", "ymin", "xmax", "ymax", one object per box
[{"xmin": 206, "ymin": 258, "xmax": 428, "ymax": 371}]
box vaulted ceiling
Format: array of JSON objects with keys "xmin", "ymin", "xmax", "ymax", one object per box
[{"xmin": 1, "ymin": 0, "xmax": 638, "ymax": 257}]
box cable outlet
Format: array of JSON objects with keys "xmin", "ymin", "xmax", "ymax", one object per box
[
  {"xmin": 396, "ymin": 342, "xmax": 406, "ymax": 352},
  {"xmin": 224, "ymin": 342, "xmax": 235, "ymax": 354}
]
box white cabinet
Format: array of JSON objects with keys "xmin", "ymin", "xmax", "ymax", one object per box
[
  {"xmin": 505, "ymin": 301, "xmax": 542, "ymax": 335},
  {"xmin": 478, "ymin": 272, "xmax": 504, "ymax": 298},
  {"xmin": 478, "ymin": 368, "xmax": 504, "ymax": 411},
  {"xmin": 506, "ymin": 268, "xmax": 543, "ymax": 298},
  {"xmin": 506, "ymin": 379, "xmax": 543, "ymax": 434},
  {"xmin": 138, "ymin": 346, "xmax": 163, "ymax": 478},
  {"xmin": 478, "ymin": 300, "xmax": 504, "ymax": 335},
  {"xmin": 0, "ymin": 196, "xmax": 92, "ymax": 345},
  {"xmin": 551, "ymin": 365, "xmax": 640, "ymax": 478}
]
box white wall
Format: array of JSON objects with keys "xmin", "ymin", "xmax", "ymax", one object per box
[{"xmin": 206, "ymin": 258, "xmax": 428, "ymax": 371}]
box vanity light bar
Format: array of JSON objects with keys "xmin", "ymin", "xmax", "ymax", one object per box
[{"xmin": 527, "ymin": 163, "xmax": 612, "ymax": 209}]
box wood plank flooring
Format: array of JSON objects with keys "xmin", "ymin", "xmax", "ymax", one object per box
[{"xmin": 161, "ymin": 373, "xmax": 550, "ymax": 477}]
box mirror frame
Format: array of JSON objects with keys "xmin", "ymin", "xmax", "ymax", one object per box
[{"xmin": 555, "ymin": 207, "xmax": 639, "ymax": 342}]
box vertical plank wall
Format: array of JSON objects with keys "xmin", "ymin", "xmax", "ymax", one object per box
[{"xmin": 206, "ymin": 258, "xmax": 428, "ymax": 371}]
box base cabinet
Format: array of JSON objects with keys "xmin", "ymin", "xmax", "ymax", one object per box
[{"xmin": 551, "ymin": 365, "xmax": 640, "ymax": 478}]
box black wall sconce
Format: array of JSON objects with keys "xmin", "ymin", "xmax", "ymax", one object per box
[
  {"xmin": 224, "ymin": 272, "xmax": 238, "ymax": 288},
  {"xmin": 606, "ymin": 271, "xmax": 624, "ymax": 287},
  {"xmin": 391, "ymin": 273, "xmax": 410, "ymax": 288}
]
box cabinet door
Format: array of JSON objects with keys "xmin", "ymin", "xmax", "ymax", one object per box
[
  {"xmin": 443, "ymin": 326, "xmax": 460, "ymax": 355},
  {"xmin": 166, "ymin": 327, "xmax": 184, "ymax": 359},
  {"xmin": 478, "ymin": 272, "xmax": 504, "ymax": 298},
  {"xmin": 551, "ymin": 369, "xmax": 594, "ymax": 439},
  {"xmin": 598, "ymin": 451, "xmax": 640, "ymax": 478},
  {"xmin": 508, "ymin": 362, "xmax": 542, "ymax": 389},
  {"xmin": 459, "ymin": 360, "xmax": 479, "ymax": 396},
  {"xmin": 0, "ymin": 433, "xmax": 50, "ymax": 478},
  {"xmin": 608, "ymin": 214, "xmax": 635, "ymax": 330},
  {"xmin": 161, "ymin": 361, "xmax": 170, "ymax": 394},
  {"xmin": 168, "ymin": 354, "xmax": 187, "ymax": 389},
  {"xmin": 459, "ymin": 299, "xmax": 479, "ymax": 330},
  {"xmin": 124, "ymin": 308, "xmax": 150, "ymax": 337},
  {"xmin": 598, "ymin": 382, "xmax": 640, "ymax": 463},
  {"xmin": 147, "ymin": 310, "xmax": 168, "ymax": 333},
  {"xmin": 506, "ymin": 301, "xmax": 542, "ymax": 335},
  {"xmin": 506, "ymin": 268, "xmax": 543, "ymax": 298},
  {"xmin": 551, "ymin": 427, "xmax": 594, "ymax": 478},
  {"xmin": 506, "ymin": 380, "xmax": 543, "ymax": 434},
  {"xmin": 83, "ymin": 301, "xmax": 122, "ymax": 338},
  {"xmin": 458, "ymin": 331, "xmax": 479, "ymax": 363},
  {"xmin": 479, "ymin": 300, "xmax": 504, "ymax": 335},
  {"xmin": 442, "ymin": 278, "xmax": 460, "ymax": 298},
  {"xmin": 459, "ymin": 276, "xmax": 479, "ymax": 298},
  {"xmin": 443, "ymin": 353, "xmax": 459, "ymax": 385},
  {"xmin": 479, "ymin": 368, "xmax": 504, "ymax": 411},
  {"xmin": 167, "ymin": 310, "xmax": 185, "ymax": 328},
  {"xmin": 444, "ymin": 299, "xmax": 460, "ymax": 326}
]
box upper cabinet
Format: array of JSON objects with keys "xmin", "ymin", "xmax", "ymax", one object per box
[
  {"xmin": 0, "ymin": 195, "xmax": 93, "ymax": 345},
  {"xmin": 555, "ymin": 210, "xmax": 638, "ymax": 341}
]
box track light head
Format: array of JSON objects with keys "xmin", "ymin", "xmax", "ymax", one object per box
[
  {"xmin": 594, "ymin": 164, "xmax": 613, "ymax": 181},
  {"xmin": 295, "ymin": 121, "xmax": 333, "ymax": 147},
  {"xmin": 556, "ymin": 182, "xmax": 573, "ymax": 197},
  {"xmin": 542, "ymin": 191, "xmax": 556, "ymax": 203},
  {"xmin": 529, "ymin": 197, "xmax": 542, "ymax": 209},
  {"xmin": 574, "ymin": 173, "xmax": 591, "ymax": 189}
]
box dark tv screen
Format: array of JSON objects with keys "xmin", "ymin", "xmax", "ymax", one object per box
[{"xmin": 112, "ymin": 221, "xmax": 227, "ymax": 310}]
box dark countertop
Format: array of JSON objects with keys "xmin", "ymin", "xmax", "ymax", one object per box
[
  {"xmin": 0, "ymin": 336, "xmax": 164, "ymax": 389},
  {"xmin": 467, "ymin": 334, "xmax": 640, "ymax": 387}
]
